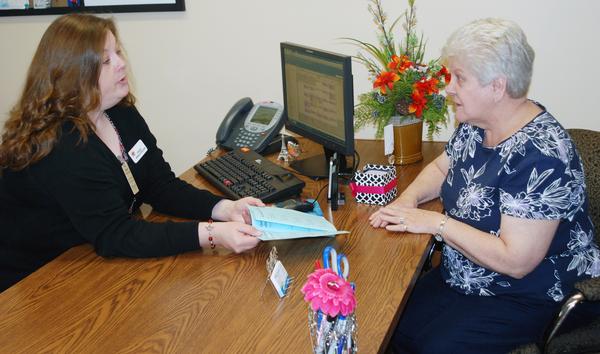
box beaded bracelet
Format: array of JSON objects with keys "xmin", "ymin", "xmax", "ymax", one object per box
[{"xmin": 206, "ymin": 219, "xmax": 216, "ymax": 249}]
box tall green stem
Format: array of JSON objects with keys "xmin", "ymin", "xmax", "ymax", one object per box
[{"xmin": 373, "ymin": 0, "xmax": 394, "ymax": 57}]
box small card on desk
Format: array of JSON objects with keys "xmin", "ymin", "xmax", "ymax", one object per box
[
  {"xmin": 249, "ymin": 206, "xmax": 348, "ymax": 241},
  {"xmin": 270, "ymin": 260, "xmax": 290, "ymax": 297}
]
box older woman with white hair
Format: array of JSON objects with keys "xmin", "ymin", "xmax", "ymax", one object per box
[{"xmin": 370, "ymin": 18, "xmax": 600, "ymax": 353}]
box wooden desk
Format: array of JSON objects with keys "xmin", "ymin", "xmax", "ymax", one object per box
[{"xmin": 0, "ymin": 140, "xmax": 444, "ymax": 353}]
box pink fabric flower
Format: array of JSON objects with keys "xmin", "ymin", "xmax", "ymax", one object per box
[{"xmin": 301, "ymin": 268, "xmax": 356, "ymax": 317}]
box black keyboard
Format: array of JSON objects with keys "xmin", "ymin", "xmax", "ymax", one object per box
[{"xmin": 194, "ymin": 149, "xmax": 305, "ymax": 203}]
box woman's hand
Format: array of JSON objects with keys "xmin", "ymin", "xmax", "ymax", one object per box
[
  {"xmin": 211, "ymin": 197, "xmax": 265, "ymax": 224},
  {"xmin": 370, "ymin": 152, "xmax": 449, "ymax": 228},
  {"xmin": 199, "ymin": 221, "xmax": 261, "ymax": 253},
  {"xmin": 371, "ymin": 205, "xmax": 441, "ymax": 235},
  {"xmin": 369, "ymin": 194, "xmax": 418, "ymax": 228}
]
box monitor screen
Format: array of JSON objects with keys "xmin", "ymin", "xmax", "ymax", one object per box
[{"xmin": 280, "ymin": 42, "xmax": 354, "ymax": 178}]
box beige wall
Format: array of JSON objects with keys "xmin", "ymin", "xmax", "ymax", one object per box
[{"xmin": 1, "ymin": 0, "xmax": 599, "ymax": 174}]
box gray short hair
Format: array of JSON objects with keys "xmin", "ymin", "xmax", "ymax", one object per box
[{"xmin": 441, "ymin": 18, "xmax": 535, "ymax": 98}]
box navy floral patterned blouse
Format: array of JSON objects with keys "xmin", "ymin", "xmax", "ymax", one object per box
[{"xmin": 440, "ymin": 107, "xmax": 600, "ymax": 302}]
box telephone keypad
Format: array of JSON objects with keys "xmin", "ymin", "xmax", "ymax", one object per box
[{"xmin": 233, "ymin": 128, "xmax": 260, "ymax": 148}]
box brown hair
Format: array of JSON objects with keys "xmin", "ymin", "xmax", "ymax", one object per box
[{"xmin": 0, "ymin": 13, "xmax": 135, "ymax": 171}]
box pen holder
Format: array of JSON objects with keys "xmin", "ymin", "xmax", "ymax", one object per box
[
  {"xmin": 308, "ymin": 309, "xmax": 357, "ymax": 354},
  {"xmin": 349, "ymin": 164, "xmax": 398, "ymax": 205},
  {"xmin": 301, "ymin": 247, "xmax": 357, "ymax": 354}
]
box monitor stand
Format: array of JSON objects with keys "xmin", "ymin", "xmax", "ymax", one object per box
[{"xmin": 290, "ymin": 147, "xmax": 350, "ymax": 179}]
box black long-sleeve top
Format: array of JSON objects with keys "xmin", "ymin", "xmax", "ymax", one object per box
[{"xmin": 0, "ymin": 104, "xmax": 223, "ymax": 291}]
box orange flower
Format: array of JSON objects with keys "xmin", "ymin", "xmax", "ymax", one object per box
[
  {"xmin": 409, "ymin": 89, "xmax": 428, "ymax": 117},
  {"xmin": 388, "ymin": 55, "xmax": 412, "ymax": 73},
  {"xmin": 373, "ymin": 71, "xmax": 400, "ymax": 95}
]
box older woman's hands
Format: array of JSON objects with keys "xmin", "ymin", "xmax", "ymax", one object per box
[
  {"xmin": 211, "ymin": 197, "xmax": 265, "ymax": 224},
  {"xmin": 369, "ymin": 194, "xmax": 418, "ymax": 228},
  {"xmin": 370, "ymin": 205, "xmax": 440, "ymax": 235}
]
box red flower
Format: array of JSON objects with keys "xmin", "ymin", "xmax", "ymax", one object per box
[
  {"xmin": 373, "ymin": 71, "xmax": 400, "ymax": 95},
  {"xmin": 415, "ymin": 77, "xmax": 439, "ymax": 95},
  {"xmin": 436, "ymin": 66, "xmax": 451, "ymax": 84},
  {"xmin": 409, "ymin": 89, "xmax": 428, "ymax": 117},
  {"xmin": 388, "ymin": 55, "xmax": 412, "ymax": 73}
]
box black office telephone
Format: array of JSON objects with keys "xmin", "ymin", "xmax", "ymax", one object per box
[{"xmin": 216, "ymin": 97, "xmax": 285, "ymax": 154}]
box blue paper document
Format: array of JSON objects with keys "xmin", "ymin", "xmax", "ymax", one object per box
[{"xmin": 249, "ymin": 206, "xmax": 348, "ymax": 241}]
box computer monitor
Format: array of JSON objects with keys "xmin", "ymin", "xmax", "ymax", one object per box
[{"xmin": 280, "ymin": 42, "xmax": 354, "ymax": 179}]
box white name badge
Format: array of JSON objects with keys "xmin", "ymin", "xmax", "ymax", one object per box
[{"xmin": 128, "ymin": 139, "xmax": 148, "ymax": 164}]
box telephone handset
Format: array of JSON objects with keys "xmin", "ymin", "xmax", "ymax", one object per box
[{"xmin": 216, "ymin": 97, "xmax": 285, "ymax": 154}]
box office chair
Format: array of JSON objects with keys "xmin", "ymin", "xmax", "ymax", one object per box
[
  {"xmin": 422, "ymin": 237, "xmax": 443, "ymax": 273},
  {"xmin": 510, "ymin": 128, "xmax": 600, "ymax": 354}
]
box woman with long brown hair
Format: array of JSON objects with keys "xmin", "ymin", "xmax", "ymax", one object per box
[{"xmin": 0, "ymin": 14, "xmax": 263, "ymax": 292}]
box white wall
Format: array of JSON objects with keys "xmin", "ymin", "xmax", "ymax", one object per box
[{"xmin": 1, "ymin": 0, "xmax": 599, "ymax": 174}]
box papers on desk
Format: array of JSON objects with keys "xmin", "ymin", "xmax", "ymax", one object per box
[{"xmin": 249, "ymin": 206, "xmax": 348, "ymax": 241}]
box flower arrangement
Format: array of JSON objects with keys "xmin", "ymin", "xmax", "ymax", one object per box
[{"xmin": 348, "ymin": 0, "xmax": 450, "ymax": 139}]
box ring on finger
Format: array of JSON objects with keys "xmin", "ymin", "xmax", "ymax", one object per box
[
  {"xmin": 399, "ymin": 217, "xmax": 405, "ymax": 225},
  {"xmin": 403, "ymin": 224, "xmax": 408, "ymax": 232}
]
